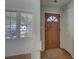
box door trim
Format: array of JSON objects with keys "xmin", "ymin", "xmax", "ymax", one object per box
[
  {"xmin": 45, "ymin": 13, "xmax": 60, "ymax": 49},
  {"xmin": 41, "ymin": 11, "xmax": 62, "ymax": 51}
]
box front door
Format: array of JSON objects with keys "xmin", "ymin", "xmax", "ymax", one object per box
[{"xmin": 45, "ymin": 13, "xmax": 60, "ymax": 49}]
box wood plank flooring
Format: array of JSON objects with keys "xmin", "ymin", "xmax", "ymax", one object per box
[
  {"xmin": 5, "ymin": 53, "xmax": 31, "ymax": 59},
  {"xmin": 41, "ymin": 48, "xmax": 73, "ymax": 59}
]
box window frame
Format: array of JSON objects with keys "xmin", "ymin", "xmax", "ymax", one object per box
[{"xmin": 5, "ymin": 10, "xmax": 33, "ymax": 40}]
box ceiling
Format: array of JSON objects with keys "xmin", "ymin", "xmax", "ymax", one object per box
[{"xmin": 41, "ymin": 0, "xmax": 71, "ymax": 8}]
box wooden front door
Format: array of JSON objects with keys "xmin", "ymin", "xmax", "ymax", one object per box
[{"xmin": 45, "ymin": 13, "xmax": 60, "ymax": 49}]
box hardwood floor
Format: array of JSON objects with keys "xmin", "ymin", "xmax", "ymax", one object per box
[
  {"xmin": 5, "ymin": 53, "xmax": 31, "ymax": 59},
  {"xmin": 5, "ymin": 48, "xmax": 73, "ymax": 59},
  {"xmin": 41, "ymin": 51, "xmax": 48, "ymax": 59},
  {"xmin": 41, "ymin": 48, "xmax": 73, "ymax": 59}
]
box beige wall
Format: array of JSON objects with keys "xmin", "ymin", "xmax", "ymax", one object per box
[{"xmin": 61, "ymin": 0, "xmax": 74, "ymax": 57}]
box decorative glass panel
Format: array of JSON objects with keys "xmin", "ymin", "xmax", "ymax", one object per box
[
  {"xmin": 47, "ymin": 16, "xmax": 58, "ymax": 22},
  {"xmin": 20, "ymin": 13, "xmax": 32, "ymax": 38}
]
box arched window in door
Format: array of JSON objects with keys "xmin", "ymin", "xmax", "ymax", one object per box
[{"xmin": 47, "ymin": 16, "xmax": 58, "ymax": 23}]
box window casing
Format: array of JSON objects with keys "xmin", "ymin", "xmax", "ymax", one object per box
[{"xmin": 5, "ymin": 11, "xmax": 32, "ymax": 39}]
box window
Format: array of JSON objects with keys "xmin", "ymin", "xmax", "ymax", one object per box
[
  {"xmin": 5, "ymin": 11, "xmax": 17, "ymax": 39},
  {"xmin": 20, "ymin": 13, "xmax": 32, "ymax": 38},
  {"xmin": 47, "ymin": 16, "xmax": 58, "ymax": 22},
  {"xmin": 5, "ymin": 11, "xmax": 32, "ymax": 39}
]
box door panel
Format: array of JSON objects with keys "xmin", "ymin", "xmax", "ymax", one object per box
[{"xmin": 45, "ymin": 13, "xmax": 60, "ymax": 49}]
